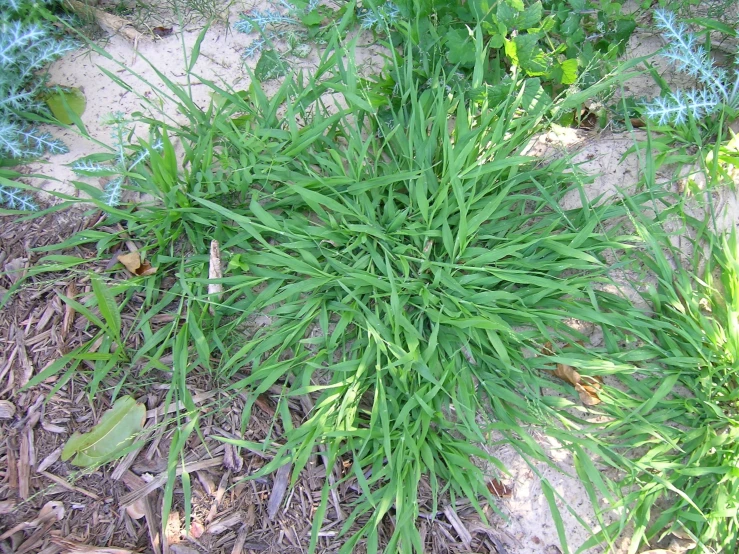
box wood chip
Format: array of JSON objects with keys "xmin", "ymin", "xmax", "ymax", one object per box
[
  {"xmin": 208, "ymin": 240, "xmax": 223, "ymax": 315},
  {"xmin": 443, "ymin": 505, "xmax": 473, "ymax": 549},
  {"xmin": 119, "ymin": 457, "xmax": 223, "ymax": 507},
  {"xmin": 223, "ymin": 442, "xmax": 243, "ymax": 472},
  {"xmin": 15, "ymin": 325, "xmax": 34, "ymax": 388},
  {"xmin": 39, "ymin": 471, "xmax": 101, "ymax": 501},
  {"xmin": 206, "ymin": 511, "xmax": 243, "ymax": 535},
  {"xmin": 37, "ymin": 447, "xmax": 63, "ymax": 473},
  {"xmin": 230, "ymin": 526, "xmax": 248, "ymax": 554},
  {"xmin": 0, "ymin": 499, "xmax": 16, "ymax": 515},
  {"xmin": 6, "ymin": 436, "xmax": 18, "ymax": 490},
  {"xmin": 267, "ymin": 463, "xmax": 291, "ymax": 520},
  {"xmin": 18, "ymin": 425, "xmax": 32, "ymax": 499},
  {"xmin": 51, "ymin": 537, "xmax": 136, "ymax": 553}
]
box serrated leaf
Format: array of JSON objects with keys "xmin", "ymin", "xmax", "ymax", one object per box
[
  {"xmin": 254, "ymin": 50, "xmax": 287, "ymax": 82},
  {"xmin": 445, "ymin": 28, "xmax": 476, "ymax": 66},
  {"xmin": 45, "ymin": 87, "xmax": 86, "ymax": 125},
  {"xmin": 291, "ymin": 43, "xmax": 312, "ymax": 58},
  {"xmin": 496, "ymin": 1, "xmax": 517, "ymax": 30},
  {"xmin": 62, "ymin": 396, "xmax": 146, "ymax": 467},
  {"xmin": 504, "ymin": 0, "xmax": 524, "ymax": 11},
  {"xmin": 517, "ymin": 1, "xmax": 542, "ymax": 28},
  {"xmin": 301, "ymin": 10, "xmax": 323, "ymax": 26}
]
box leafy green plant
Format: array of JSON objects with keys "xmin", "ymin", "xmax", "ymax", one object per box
[
  {"xmin": 377, "ymin": 0, "xmax": 635, "ymax": 97},
  {"xmin": 0, "ymin": 0, "xmax": 78, "ymax": 209},
  {"xmin": 633, "ymin": 10, "xmax": 739, "ymax": 190},
  {"xmin": 235, "ymin": 0, "xmax": 335, "ymax": 66},
  {"xmin": 581, "ymin": 199, "xmax": 739, "ymax": 553}
]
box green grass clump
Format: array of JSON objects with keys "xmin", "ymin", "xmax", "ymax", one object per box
[
  {"xmin": 589, "ymin": 201, "xmax": 739, "ymax": 553},
  {"xmin": 46, "ymin": 30, "xmax": 673, "ymax": 551}
]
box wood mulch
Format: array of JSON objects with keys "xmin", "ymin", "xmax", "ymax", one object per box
[{"xmin": 0, "ymin": 210, "xmax": 507, "ymax": 554}]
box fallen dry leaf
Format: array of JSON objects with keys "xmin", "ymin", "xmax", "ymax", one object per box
[
  {"xmin": 185, "ymin": 520, "xmax": 205, "ymax": 539},
  {"xmin": 0, "ymin": 500, "xmax": 65, "ymax": 540},
  {"xmin": 152, "ymin": 26, "xmax": 173, "ymax": 37},
  {"xmin": 543, "ymin": 342, "xmax": 602, "ymax": 406},
  {"xmin": 0, "ymin": 399, "xmax": 16, "ymax": 419},
  {"xmin": 61, "ymin": 282, "xmax": 77, "ymax": 338},
  {"xmin": 486, "ymin": 478, "xmax": 513, "ymax": 498},
  {"xmin": 117, "ymin": 252, "xmax": 157, "ymax": 277}
]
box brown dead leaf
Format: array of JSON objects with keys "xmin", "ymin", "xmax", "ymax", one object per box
[
  {"xmin": 486, "ymin": 478, "xmax": 513, "ymax": 498},
  {"xmin": 0, "ymin": 500, "xmax": 65, "ymax": 540},
  {"xmin": 543, "ymin": 342, "xmax": 602, "ymax": 406},
  {"xmin": 186, "ymin": 520, "xmax": 205, "ymax": 539},
  {"xmin": 575, "ymin": 381, "xmax": 601, "ymax": 407},
  {"xmin": 61, "ymin": 282, "xmax": 77, "ymax": 338},
  {"xmin": 152, "ymin": 26, "xmax": 173, "ymax": 37},
  {"xmin": 117, "ymin": 252, "xmax": 157, "ymax": 277}
]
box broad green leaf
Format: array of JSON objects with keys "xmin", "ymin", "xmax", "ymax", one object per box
[
  {"xmin": 445, "ymin": 29, "xmax": 476, "ymax": 66},
  {"xmin": 504, "ymin": 0, "xmax": 524, "ymax": 11},
  {"xmin": 255, "ymin": 50, "xmax": 287, "ymax": 82},
  {"xmin": 559, "ymin": 58, "xmax": 579, "ymax": 85},
  {"xmin": 45, "ymin": 87, "xmax": 87, "ymax": 125},
  {"xmin": 518, "ymin": 1, "xmax": 542, "ymax": 28},
  {"xmin": 61, "ymin": 396, "xmax": 146, "ymax": 467}
]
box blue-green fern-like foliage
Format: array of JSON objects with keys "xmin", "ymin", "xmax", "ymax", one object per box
[
  {"xmin": 71, "ymin": 113, "xmax": 163, "ymax": 207},
  {"xmin": 235, "ymin": 0, "xmax": 320, "ymax": 59},
  {"xmin": 643, "ymin": 9, "xmax": 739, "ymax": 126},
  {"xmin": 0, "ymin": 0, "xmax": 77, "ymax": 210}
]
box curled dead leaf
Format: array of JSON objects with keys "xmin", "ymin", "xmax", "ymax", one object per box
[
  {"xmin": 0, "ymin": 399, "xmax": 16, "ymax": 419},
  {"xmin": 542, "ymin": 342, "xmax": 602, "ymax": 406},
  {"xmin": 486, "ymin": 478, "xmax": 513, "ymax": 498},
  {"xmin": 152, "ymin": 26, "xmax": 173, "ymax": 37},
  {"xmin": 117, "ymin": 252, "xmax": 157, "ymax": 277}
]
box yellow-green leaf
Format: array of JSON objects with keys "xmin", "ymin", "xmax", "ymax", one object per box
[
  {"xmin": 45, "ymin": 87, "xmax": 87, "ymax": 125},
  {"xmin": 61, "ymin": 396, "xmax": 146, "ymax": 467}
]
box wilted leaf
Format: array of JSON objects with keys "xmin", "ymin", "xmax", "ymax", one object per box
[
  {"xmin": 117, "ymin": 252, "xmax": 157, "ymax": 276},
  {"xmin": 61, "ymin": 396, "xmax": 146, "ymax": 467},
  {"xmin": 487, "ymin": 478, "xmax": 513, "ymax": 497},
  {"xmin": 152, "ymin": 26, "xmax": 173, "ymax": 37},
  {"xmin": 574, "ymin": 381, "xmax": 601, "ymax": 406},
  {"xmin": 45, "ymin": 87, "xmax": 86, "ymax": 125},
  {"xmin": 543, "ymin": 342, "xmax": 602, "ymax": 405}
]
